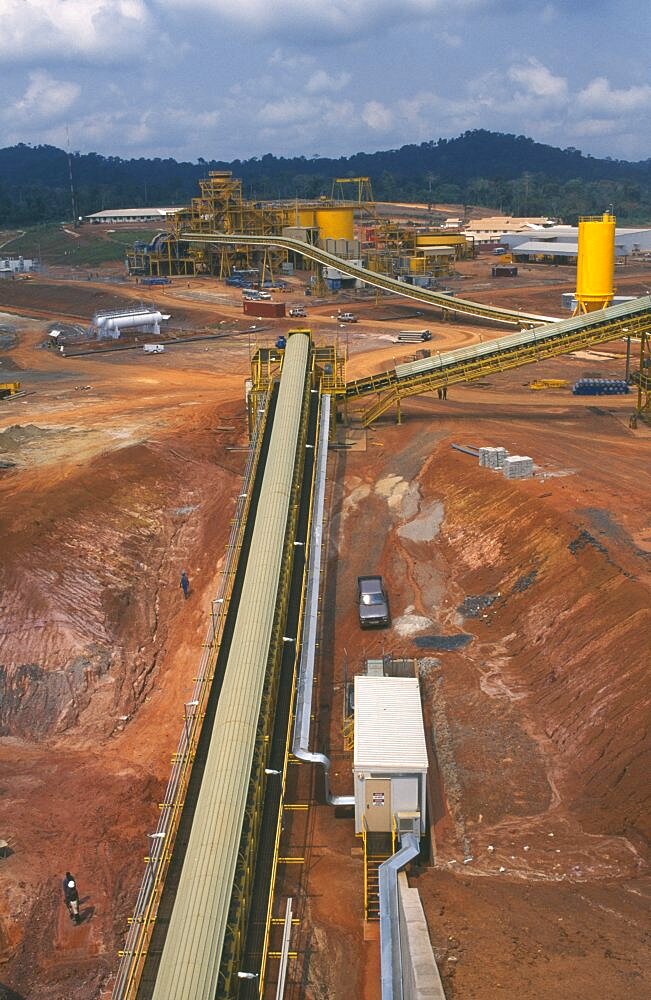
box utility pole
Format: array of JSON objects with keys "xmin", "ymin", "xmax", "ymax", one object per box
[{"xmin": 66, "ymin": 125, "xmax": 77, "ymax": 226}]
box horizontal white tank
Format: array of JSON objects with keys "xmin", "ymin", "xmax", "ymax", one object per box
[{"xmin": 94, "ymin": 310, "xmax": 170, "ymax": 339}]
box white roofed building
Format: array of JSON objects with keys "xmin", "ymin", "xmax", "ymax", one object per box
[
  {"xmin": 464, "ymin": 216, "xmax": 557, "ymax": 245},
  {"xmin": 353, "ymin": 676, "xmax": 428, "ymax": 835},
  {"xmin": 501, "ymin": 225, "xmax": 651, "ymax": 261},
  {"xmin": 84, "ymin": 207, "xmax": 181, "ymax": 224}
]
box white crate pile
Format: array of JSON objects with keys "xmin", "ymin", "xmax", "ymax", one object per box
[
  {"xmin": 478, "ymin": 446, "xmax": 508, "ymax": 469},
  {"xmin": 502, "ymin": 455, "xmax": 534, "ymax": 479},
  {"xmin": 479, "ymin": 446, "xmax": 534, "ymax": 479}
]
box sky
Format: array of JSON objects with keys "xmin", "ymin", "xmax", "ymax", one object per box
[{"xmin": 1, "ymin": 0, "xmax": 650, "ymax": 164}]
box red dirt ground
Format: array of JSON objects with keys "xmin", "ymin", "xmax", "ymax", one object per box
[{"xmin": 0, "ymin": 259, "xmax": 649, "ymax": 999}]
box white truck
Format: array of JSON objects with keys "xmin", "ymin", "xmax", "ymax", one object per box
[{"xmin": 143, "ymin": 344, "xmax": 165, "ymax": 354}]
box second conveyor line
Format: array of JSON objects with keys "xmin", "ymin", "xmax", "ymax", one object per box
[{"xmin": 179, "ymin": 230, "xmax": 554, "ymax": 327}]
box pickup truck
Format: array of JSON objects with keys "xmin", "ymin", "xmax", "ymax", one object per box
[
  {"xmin": 289, "ymin": 306, "xmax": 306, "ymax": 318},
  {"xmin": 357, "ymin": 576, "xmax": 390, "ymax": 628},
  {"xmin": 338, "ymin": 312, "xmax": 358, "ymax": 323}
]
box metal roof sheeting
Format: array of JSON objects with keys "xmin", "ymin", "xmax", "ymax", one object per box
[
  {"xmin": 151, "ymin": 332, "xmax": 310, "ymax": 1000},
  {"xmin": 513, "ymin": 240, "xmax": 579, "ymax": 255},
  {"xmin": 354, "ymin": 677, "xmax": 428, "ymax": 772}
]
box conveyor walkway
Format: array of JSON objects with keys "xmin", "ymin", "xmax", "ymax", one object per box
[
  {"xmin": 344, "ymin": 295, "xmax": 651, "ymax": 425},
  {"xmin": 179, "ymin": 230, "xmax": 553, "ymax": 327}
]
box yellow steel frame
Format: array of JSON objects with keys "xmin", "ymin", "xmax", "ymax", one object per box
[
  {"xmin": 331, "ymin": 176, "xmax": 375, "ymax": 213},
  {"xmin": 353, "ymin": 307, "xmax": 651, "ymax": 426},
  {"xmin": 250, "ymin": 335, "xmax": 347, "ymax": 433},
  {"xmin": 635, "ymin": 331, "xmax": 651, "ymax": 415},
  {"xmin": 220, "ymin": 365, "xmax": 313, "ymax": 998},
  {"xmin": 256, "ymin": 385, "xmax": 326, "ymax": 994},
  {"xmin": 116, "ymin": 403, "xmax": 270, "ymax": 1000}
]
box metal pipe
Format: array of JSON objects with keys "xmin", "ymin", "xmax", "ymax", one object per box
[
  {"xmin": 292, "ymin": 394, "xmax": 354, "ymax": 807},
  {"xmin": 379, "ymin": 833, "xmax": 420, "ymax": 1000},
  {"xmin": 274, "ymin": 898, "xmax": 294, "ymax": 1000}
]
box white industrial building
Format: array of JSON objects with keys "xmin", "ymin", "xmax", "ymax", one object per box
[
  {"xmin": 463, "ymin": 216, "xmax": 557, "ymax": 246},
  {"xmin": 84, "ymin": 207, "xmax": 181, "ymax": 225},
  {"xmin": 500, "ymin": 225, "xmax": 651, "ymax": 262},
  {"xmin": 0, "ymin": 256, "xmax": 37, "ymax": 278},
  {"xmin": 353, "ymin": 676, "xmax": 428, "ymax": 836}
]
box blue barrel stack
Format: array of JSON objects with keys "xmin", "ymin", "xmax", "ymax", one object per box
[{"xmin": 572, "ymin": 378, "xmax": 629, "ymax": 396}]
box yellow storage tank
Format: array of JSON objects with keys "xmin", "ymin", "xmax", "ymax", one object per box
[
  {"xmin": 315, "ymin": 207, "xmax": 354, "ymax": 241},
  {"xmin": 575, "ymin": 212, "xmax": 615, "ymax": 312},
  {"xmin": 409, "ymin": 256, "xmax": 425, "ymax": 273},
  {"xmin": 298, "ymin": 208, "xmax": 317, "ymax": 228}
]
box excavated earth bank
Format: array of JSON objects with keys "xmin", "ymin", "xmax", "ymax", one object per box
[
  {"xmin": 306, "ymin": 377, "xmax": 650, "ymax": 1000},
  {"xmin": 0, "ymin": 265, "xmax": 649, "ymax": 999}
]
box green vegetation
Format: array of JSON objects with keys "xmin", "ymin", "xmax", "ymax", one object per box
[
  {"xmin": 1, "ymin": 131, "xmax": 651, "ymax": 228},
  {"xmin": 2, "ymin": 224, "xmax": 160, "ymax": 266}
]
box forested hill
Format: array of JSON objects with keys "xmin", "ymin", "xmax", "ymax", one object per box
[{"xmin": 1, "ymin": 129, "xmax": 651, "ymax": 227}]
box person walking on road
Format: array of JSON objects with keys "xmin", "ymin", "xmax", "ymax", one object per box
[
  {"xmin": 180, "ymin": 570, "xmax": 190, "ymax": 599},
  {"xmin": 63, "ymin": 872, "xmax": 81, "ymax": 925}
]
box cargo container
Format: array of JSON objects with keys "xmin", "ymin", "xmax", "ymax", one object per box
[
  {"xmin": 243, "ymin": 300, "xmax": 286, "ymax": 319},
  {"xmin": 491, "ymin": 265, "xmax": 518, "ymax": 277}
]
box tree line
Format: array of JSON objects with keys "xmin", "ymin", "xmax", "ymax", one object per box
[{"xmin": 1, "ymin": 130, "xmax": 650, "ymax": 228}]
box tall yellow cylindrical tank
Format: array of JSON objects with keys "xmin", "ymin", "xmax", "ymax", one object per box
[
  {"xmin": 315, "ymin": 207, "xmax": 354, "ymax": 241},
  {"xmin": 575, "ymin": 212, "xmax": 615, "ymax": 312},
  {"xmin": 298, "ymin": 208, "xmax": 317, "ymax": 228}
]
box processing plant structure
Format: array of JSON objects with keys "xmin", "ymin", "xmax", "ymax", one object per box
[{"xmin": 126, "ymin": 170, "xmax": 471, "ymax": 286}]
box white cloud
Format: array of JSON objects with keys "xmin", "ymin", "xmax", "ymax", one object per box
[
  {"xmin": 508, "ymin": 59, "xmax": 568, "ymax": 103},
  {"xmin": 0, "ymin": 0, "xmax": 152, "ymax": 62},
  {"xmin": 305, "ymin": 70, "xmax": 351, "ymax": 94},
  {"xmin": 572, "ymin": 117, "xmax": 621, "ymax": 138},
  {"xmin": 257, "ymin": 97, "xmax": 316, "ymax": 127},
  {"xmin": 7, "ymin": 71, "xmax": 80, "ymax": 125},
  {"xmin": 158, "ymin": 0, "xmax": 485, "ymax": 42},
  {"xmin": 361, "ymin": 101, "xmax": 394, "ymax": 131},
  {"xmin": 577, "ymin": 77, "xmax": 651, "ymax": 114}
]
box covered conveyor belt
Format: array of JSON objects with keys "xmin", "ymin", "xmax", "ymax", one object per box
[
  {"xmin": 179, "ymin": 230, "xmax": 553, "ymax": 327},
  {"xmin": 138, "ymin": 333, "xmax": 312, "ymax": 1000},
  {"xmin": 344, "ymin": 295, "xmax": 651, "ymax": 425}
]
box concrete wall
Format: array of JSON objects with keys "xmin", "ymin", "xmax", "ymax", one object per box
[{"xmin": 398, "ymin": 872, "xmax": 446, "ymax": 1000}]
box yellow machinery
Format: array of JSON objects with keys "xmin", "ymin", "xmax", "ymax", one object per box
[
  {"xmin": 574, "ymin": 212, "xmax": 615, "ymax": 313},
  {"xmin": 529, "ymin": 379, "xmax": 568, "ymax": 390},
  {"xmin": 0, "ymin": 381, "xmax": 21, "ymax": 399}
]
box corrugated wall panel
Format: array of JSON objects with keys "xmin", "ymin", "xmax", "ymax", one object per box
[{"xmin": 151, "ymin": 333, "xmax": 310, "ymax": 1000}]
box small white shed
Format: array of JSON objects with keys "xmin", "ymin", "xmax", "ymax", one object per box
[{"xmin": 353, "ymin": 676, "xmax": 428, "ymax": 836}]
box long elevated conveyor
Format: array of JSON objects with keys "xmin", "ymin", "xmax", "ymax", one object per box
[
  {"xmin": 344, "ymin": 295, "xmax": 651, "ymax": 425},
  {"xmin": 120, "ymin": 332, "xmax": 314, "ymax": 1000},
  {"xmin": 179, "ymin": 230, "xmax": 553, "ymax": 327}
]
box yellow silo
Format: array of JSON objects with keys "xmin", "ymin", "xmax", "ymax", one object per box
[
  {"xmin": 575, "ymin": 212, "xmax": 615, "ymax": 313},
  {"xmin": 315, "ymin": 206, "xmax": 354, "ymax": 241},
  {"xmin": 298, "ymin": 208, "xmax": 317, "ymax": 228}
]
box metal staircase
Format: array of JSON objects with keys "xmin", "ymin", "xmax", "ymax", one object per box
[{"xmin": 362, "ymin": 823, "xmax": 393, "ymax": 922}]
